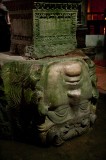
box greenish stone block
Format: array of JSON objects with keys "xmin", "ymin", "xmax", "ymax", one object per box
[
  {"xmin": 32, "ymin": 10, "xmax": 77, "ymax": 58},
  {"xmin": 0, "ymin": 50, "xmax": 99, "ymax": 145},
  {"xmin": 25, "ymin": 2, "xmax": 81, "ymax": 59}
]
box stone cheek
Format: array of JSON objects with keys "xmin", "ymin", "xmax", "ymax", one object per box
[{"xmin": 37, "ymin": 59, "xmax": 98, "ymax": 145}]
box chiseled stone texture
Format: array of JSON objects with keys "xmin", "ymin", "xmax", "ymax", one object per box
[{"xmin": 0, "ymin": 50, "xmax": 99, "ymax": 145}]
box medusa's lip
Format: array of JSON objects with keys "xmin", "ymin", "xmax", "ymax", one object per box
[{"xmin": 64, "ymin": 75, "xmax": 81, "ymax": 85}]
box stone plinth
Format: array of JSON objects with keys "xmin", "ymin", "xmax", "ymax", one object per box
[
  {"xmin": 0, "ymin": 50, "xmax": 99, "ymax": 146},
  {"xmin": 31, "ymin": 2, "xmax": 78, "ymax": 58},
  {"xmin": 4, "ymin": 1, "xmax": 81, "ymax": 57}
]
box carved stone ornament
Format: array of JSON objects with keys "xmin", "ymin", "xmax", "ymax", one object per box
[
  {"xmin": 0, "ymin": 50, "xmax": 99, "ymax": 146},
  {"xmin": 34, "ymin": 2, "xmax": 81, "ymax": 10},
  {"xmin": 32, "ymin": 2, "xmax": 81, "ymax": 58}
]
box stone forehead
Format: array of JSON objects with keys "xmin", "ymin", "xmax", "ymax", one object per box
[{"xmin": 45, "ymin": 57, "xmax": 86, "ymax": 68}]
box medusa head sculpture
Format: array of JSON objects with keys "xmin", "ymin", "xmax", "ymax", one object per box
[
  {"xmin": 0, "ymin": 52, "xmax": 99, "ymax": 145},
  {"xmin": 35, "ymin": 56, "xmax": 98, "ymax": 145}
]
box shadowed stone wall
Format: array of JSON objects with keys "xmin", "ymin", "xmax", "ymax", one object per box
[{"xmin": 4, "ymin": 0, "xmax": 33, "ymax": 55}]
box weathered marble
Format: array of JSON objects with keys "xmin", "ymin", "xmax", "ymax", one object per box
[
  {"xmin": 26, "ymin": 2, "xmax": 82, "ymax": 58},
  {"xmin": 0, "ymin": 50, "xmax": 99, "ymax": 145}
]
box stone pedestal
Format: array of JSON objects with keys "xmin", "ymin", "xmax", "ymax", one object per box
[
  {"xmin": 26, "ymin": 2, "xmax": 80, "ymax": 58},
  {"xmin": 5, "ymin": 1, "xmax": 80, "ymax": 57}
]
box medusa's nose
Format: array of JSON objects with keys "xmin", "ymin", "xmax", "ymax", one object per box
[{"xmin": 64, "ymin": 62, "xmax": 82, "ymax": 77}]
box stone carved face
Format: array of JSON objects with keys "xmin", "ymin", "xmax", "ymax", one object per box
[
  {"xmin": 37, "ymin": 58, "xmax": 96, "ymax": 127},
  {"xmin": 45, "ymin": 60, "xmax": 92, "ymax": 106},
  {"xmin": 36, "ymin": 57, "xmax": 99, "ymax": 146},
  {"xmin": 0, "ymin": 57, "xmax": 98, "ymax": 145}
]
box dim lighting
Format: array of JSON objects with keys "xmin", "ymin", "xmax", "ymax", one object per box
[{"xmin": 104, "ymin": 27, "xmax": 106, "ymax": 34}]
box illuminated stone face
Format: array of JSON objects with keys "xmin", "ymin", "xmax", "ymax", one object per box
[
  {"xmin": 45, "ymin": 60, "xmax": 92, "ymax": 106},
  {"xmin": 0, "ymin": 54, "xmax": 98, "ymax": 146},
  {"xmin": 36, "ymin": 58, "xmax": 98, "ymax": 145}
]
